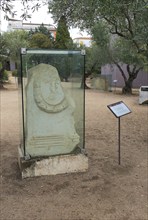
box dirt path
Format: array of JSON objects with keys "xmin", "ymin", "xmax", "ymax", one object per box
[{"xmin": 0, "ymin": 82, "xmax": 147, "ymax": 220}]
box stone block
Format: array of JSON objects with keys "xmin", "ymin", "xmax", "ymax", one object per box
[{"xmin": 18, "ymin": 147, "xmax": 88, "ymax": 179}]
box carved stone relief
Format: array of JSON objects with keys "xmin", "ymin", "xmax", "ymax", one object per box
[
  {"xmin": 25, "ymin": 63, "xmax": 80, "ymax": 157},
  {"xmin": 33, "ymin": 65, "xmax": 68, "ymax": 113}
]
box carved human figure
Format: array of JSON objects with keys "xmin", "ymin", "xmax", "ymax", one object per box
[
  {"xmin": 33, "ymin": 65, "xmax": 68, "ymax": 113},
  {"xmin": 25, "ymin": 63, "xmax": 79, "ymax": 157}
]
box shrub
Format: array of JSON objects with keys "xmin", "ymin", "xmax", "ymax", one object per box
[
  {"xmin": 12, "ymin": 69, "xmax": 18, "ymax": 77},
  {"xmin": 2, "ymin": 70, "xmax": 9, "ymax": 81}
]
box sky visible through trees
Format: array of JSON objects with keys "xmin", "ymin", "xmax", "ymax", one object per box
[{"xmin": 0, "ymin": 1, "xmax": 90, "ymax": 39}]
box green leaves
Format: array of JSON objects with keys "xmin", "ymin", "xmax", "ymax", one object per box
[
  {"xmin": 0, "ymin": 0, "xmax": 47, "ymax": 20},
  {"xmin": 29, "ymin": 33, "xmax": 53, "ymax": 48},
  {"xmin": 2, "ymin": 30, "xmax": 29, "ymax": 62},
  {"xmin": 55, "ymin": 16, "xmax": 73, "ymax": 49},
  {"xmin": 49, "ymin": 0, "xmax": 148, "ymax": 64}
]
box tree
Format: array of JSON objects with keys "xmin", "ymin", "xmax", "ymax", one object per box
[
  {"xmin": 55, "ymin": 15, "xmax": 73, "ymax": 49},
  {"xmin": 53, "ymin": 15, "xmax": 75, "ymax": 82},
  {"xmin": 3, "ymin": 30, "xmax": 29, "ymax": 63},
  {"xmin": 48, "ymin": 0, "xmax": 148, "ymax": 94},
  {"xmin": 29, "ymin": 32, "xmax": 53, "ymax": 48},
  {"xmin": 92, "ymin": 22, "xmax": 144, "ymax": 94},
  {"xmin": 0, "ymin": 30, "xmax": 28, "ymax": 88},
  {"xmin": 0, "ymin": 0, "xmax": 48, "ymax": 20},
  {"xmin": 86, "ymin": 44, "xmax": 110, "ymax": 76},
  {"xmin": 0, "ymin": 34, "xmax": 9, "ymax": 88},
  {"xmin": 28, "ymin": 23, "xmax": 54, "ymax": 45},
  {"xmin": 2, "ymin": 0, "xmax": 148, "ymax": 60},
  {"xmin": 111, "ymin": 38, "xmax": 143, "ymax": 94},
  {"xmin": 49, "ymin": 0, "xmax": 148, "ymax": 93},
  {"xmin": 2, "ymin": 0, "xmax": 147, "ymax": 93},
  {"xmin": 48, "ymin": 0, "xmax": 148, "ymax": 57}
]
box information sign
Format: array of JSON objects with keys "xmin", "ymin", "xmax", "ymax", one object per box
[
  {"xmin": 107, "ymin": 101, "xmax": 132, "ymax": 165},
  {"xmin": 107, "ymin": 101, "xmax": 131, "ymax": 118}
]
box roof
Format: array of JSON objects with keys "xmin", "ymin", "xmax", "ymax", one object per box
[
  {"xmin": 23, "ymin": 22, "xmax": 56, "ymax": 28},
  {"xmin": 8, "ymin": 18, "xmax": 56, "ymax": 29},
  {"xmin": 73, "ymin": 37, "xmax": 92, "ymax": 40}
]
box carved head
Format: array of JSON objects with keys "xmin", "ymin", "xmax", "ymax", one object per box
[{"xmin": 28, "ymin": 63, "xmax": 68, "ymax": 113}]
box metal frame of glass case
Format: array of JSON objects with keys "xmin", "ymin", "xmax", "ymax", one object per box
[{"xmin": 19, "ymin": 48, "xmax": 85, "ymax": 158}]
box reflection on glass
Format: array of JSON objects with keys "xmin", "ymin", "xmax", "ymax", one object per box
[{"xmin": 19, "ymin": 49, "xmax": 85, "ymax": 157}]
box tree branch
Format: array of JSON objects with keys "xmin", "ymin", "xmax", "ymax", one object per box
[
  {"xmin": 122, "ymin": 10, "xmax": 133, "ymax": 37},
  {"xmin": 110, "ymin": 26, "xmax": 128, "ymax": 39},
  {"xmin": 114, "ymin": 61, "xmax": 127, "ymax": 82}
]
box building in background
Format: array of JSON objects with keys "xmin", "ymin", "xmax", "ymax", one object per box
[
  {"xmin": 101, "ymin": 64, "xmax": 148, "ymax": 88},
  {"xmin": 7, "ymin": 18, "xmax": 56, "ymax": 39},
  {"xmin": 73, "ymin": 37, "xmax": 92, "ymax": 47},
  {"xmin": 6, "ymin": 18, "xmax": 57, "ymax": 70}
]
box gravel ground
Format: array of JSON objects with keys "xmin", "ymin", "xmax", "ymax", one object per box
[{"xmin": 0, "ymin": 80, "xmax": 148, "ymax": 220}]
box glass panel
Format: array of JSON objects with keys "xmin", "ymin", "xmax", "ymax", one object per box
[{"xmin": 19, "ymin": 49, "xmax": 85, "ymax": 157}]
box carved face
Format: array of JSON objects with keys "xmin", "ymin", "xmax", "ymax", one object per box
[
  {"xmin": 32, "ymin": 64, "xmax": 68, "ymax": 113},
  {"xmin": 40, "ymin": 73, "xmax": 65, "ymax": 105}
]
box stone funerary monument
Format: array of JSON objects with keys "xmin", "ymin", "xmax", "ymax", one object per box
[{"xmin": 18, "ymin": 49, "xmax": 88, "ymax": 178}]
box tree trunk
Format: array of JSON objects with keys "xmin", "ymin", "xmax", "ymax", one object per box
[
  {"xmin": 80, "ymin": 72, "xmax": 91, "ymax": 89},
  {"xmin": 0, "ymin": 66, "xmax": 5, "ymax": 90},
  {"xmin": 122, "ymin": 65, "xmax": 142, "ymax": 94},
  {"xmin": 0, "ymin": 82, "xmax": 5, "ymax": 89},
  {"xmin": 114, "ymin": 63, "xmax": 142, "ymax": 95},
  {"xmin": 122, "ymin": 78, "xmax": 133, "ymax": 94}
]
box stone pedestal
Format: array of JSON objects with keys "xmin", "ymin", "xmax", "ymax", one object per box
[{"xmin": 18, "ymin": 147, "xmax": 88, "ymax": 179}]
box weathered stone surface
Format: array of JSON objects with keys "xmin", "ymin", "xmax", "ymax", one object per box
[
  {"xmin": 18, "ymin": 147, "xmax": 88, "ymax": 178},
  {"xmin": 25, "ymin": 64, "xmax": 80, "ymax": 157},
  {"xmin": 91, "ymin": 77, "xmax": 109, "ymax": 91}
]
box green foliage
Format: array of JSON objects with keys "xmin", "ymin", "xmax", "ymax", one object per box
[
  {"xmin": 55, "ymin": 16, "xmax": 73, "ymax": 49},
  {"xmin": 3, "ymin": 30, "xmax": 29, "ymax": 62},
  {"xmin": 0, "ymin": 30, "xmax": 28, "ymax": 86},
  {"xmin": 0, "ymin": 34, "xmax": 9, "ymax": 62},
  {"xmin": 2, "ymin": 0, "xmax": 148, "ymax": 63},
  {"xmin": 0, "ymin": 0, "xmax": 47, "ymax": 20},
  {"xmin": 28, "ymin": 24, "xmax": 54, "ymax": 49},
  {"xmin": 112, "ymin": 38, "xmax": 143, "ymax": 67},
  {"xmin": 85, "ymin": 44, "xmax": 109, "ymax": 76},
  {"xmin": 86, "ymin": 22, "xmax": 111, "ymax": 76},
  {"xmin": 90, "ymin": 19, "xmax": 144, "ymax": 94},
  {"xmin": 91, "ymin": 22, "xmax": 110, "ymax": 48},
  {"xmin": 12, "ymin": 69, "xmax": 18, "ymax": 77},
  {"xmin": 28, "ymin": 23, "xmax": 54, "ymax": 43},
  {"xmin": 0, "ymin": 34, "xmax": 9, "ymax": 85},
  {"xmin": 49, "ymin": 0, "xmax": 148, "ymax": 62},
  {"xmin": 3, "ymin": 70, "xmax": 9, "ymax": 81},
  {"xmin": 29, "ymin": 33, "xmax": 53, "ymax": 48},
  {"xmin": 0, "ymin": 68, "xmax": 9, "ymax": 82}
]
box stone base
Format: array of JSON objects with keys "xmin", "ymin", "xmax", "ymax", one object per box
[{"xmin": 18, "ymin": 147, "xmax": 88, "ymax": 179}]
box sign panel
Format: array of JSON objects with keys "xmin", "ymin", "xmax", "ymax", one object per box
[{"xmin": 107, "ymin": 101, "xmax": 131, "ymax": 118}]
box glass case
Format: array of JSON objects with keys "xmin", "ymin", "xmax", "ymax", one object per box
[{"xmin": 19, "ymin": 49, "xmax": 85, "ymax": 158}]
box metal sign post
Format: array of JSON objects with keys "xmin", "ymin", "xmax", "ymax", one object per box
[
  {"xmin": 118, "ymin": 117, "xmax": 121, "ymax": 165},
  {"xmin": 107, "ymin": 101, "xmax": 132, "ymax": 165}
]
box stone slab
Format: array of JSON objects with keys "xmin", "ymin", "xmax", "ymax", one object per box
[
  {"xmin": 91, "ymin": 77, "xmax": 108, "ymax": 91},
  {"xmin": 18, "ymin": 147, "xmax": 88, "ymax": 179},
  {"xmin": 25, "ymin": 64, "xmax": 80, "ymax": 157}
]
